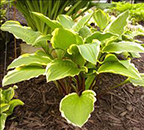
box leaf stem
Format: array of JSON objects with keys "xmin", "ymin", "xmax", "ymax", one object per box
[{"xmin": 57, "ymin": 80, "xmax": 67, "ymax": 95}]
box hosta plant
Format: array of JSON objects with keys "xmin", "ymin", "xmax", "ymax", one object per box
[
  {"xmin": 1, "ymin": 9, "xmax": 144, "ymax": 127},
  {"xmin": 0, "ymin": 86, "xmax": 24, "ymax": 130}
]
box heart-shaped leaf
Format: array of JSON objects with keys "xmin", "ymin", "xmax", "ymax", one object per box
[
  {"xmin": 60, "ymin": 90, "xmax": 96, "ymax": 127},
  {"xmin": 51, "ymin": 28, "xmax": 83, "ymax": 50}
]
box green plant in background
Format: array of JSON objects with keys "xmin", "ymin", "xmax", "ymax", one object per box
[
  {"xmin": 1, "ymin": 9, "xmax": 144, "ymax": 127},
  {"xmin": 0, "ymin": 0, "xmax": 7, "ymax": 25},
  {"xmin": 0, "ymin": 0, "xmax": 13, "ymax": 50},
  {"xmin": 110, "ymin": 2, "xmax": 144, "ymax": 23},
  {"xmin": 14, "ymin": 0, "xmax": 114, "ymax": 34},
  {"xmin": 0, "ymin": 86, "xmax": 24, "ymax": 130},
  {"xmin": 14, "ymin": 0, "xmax": 94, "ymax": 34}
]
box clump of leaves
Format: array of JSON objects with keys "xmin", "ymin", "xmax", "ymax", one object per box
[
  {"xmin": 14, "ymin": 0, "xmax": 94, "ymax": 34},
  {"xmin": 1, "ymin": 9, "xmax": 144, "ymax": 127},
  {"xmin": 110, "ymin": 2, "xmax": 144, "ymax": 23},
  {"xmin": 0, "ymin": 86, "xmax": 24, "ymax": 130}
]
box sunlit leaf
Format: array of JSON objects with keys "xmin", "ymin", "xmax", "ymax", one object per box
[
  {"xmin": 129, "ymin": 74, "xmax": 144, "ymax": 87},
  {"xmin": 51, "ymin": 28, "xmax": 83, "ymax": 50},
  {"xmin": 1, "ymin": 21, "xmax": 42, "ymax": 46},
  {"xmin": 72, "ymin": 12, "xmax": 93, "ymax": 32},
  {"xmin": 57, "ymin": 14, "xmax": 74, "ymax": 29},
  {"xmin": 60, "ymin": 90, "xmax": 96, "ymax": 127},
  {"xmin": 1, "ymin": 21, "xmax": 51, "ymax": 47},
  {"xmin": 85, "ymin": 32, "xmax": 114, "ymax": 43},
  {"xmin": 68, "ymin": 41, "xmax": 100, "ymax": 64},
  {"xmin": 0, "ymin": 104, "xmax": 10, "ymax": 114},
  {"xmin": 32, "ymin": 12, "xmax": 63, "ymax": 29},
  {"xmin": 103, "ymin": 41, "xmax": 144, "ymax": 53},
  {"xmin": 105, "ymin": 11, "xmax": 129, "ymax": 35},
  {"xmin": 98, "ymin": 54, "xmax": 141, "ymax": 79},
  {"xmin": 3, "ymin": 66, "xmax": 45, "ymax": 86},
  {"xmin": 8, "ymin": 50, "xmax": 51, "ymax": 69},
  {"xmin": 93, "ymin": 9, "xmax": 108, "ymax": 30},
  {"xmin": 46, "ymin": 59, "xmax": 87, "ymax": 82},
  {"xmin": 0, "ymin": 113, "xmax": 7, "ymax": 130}
]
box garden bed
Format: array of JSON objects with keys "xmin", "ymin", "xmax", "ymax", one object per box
[{"xmin": 0, "ymin": 36, "xmax": 144, "ymax": 130}]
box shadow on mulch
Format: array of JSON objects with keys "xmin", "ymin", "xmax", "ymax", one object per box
[{"xmin": 1, "ymin": 37, "xmax": 144, "ymax": 130}]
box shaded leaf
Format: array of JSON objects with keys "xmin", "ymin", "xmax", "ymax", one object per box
[
  {"xmin": 66, "ymin": 46, "xmax": 85, "ymax": 66},
  {"xmin": 34, "ymin": 34, "xmax": 51, "ymax": 45},
  {"xmin": 85, "ymin": 75, "xmax": 95, "ymax": 90},
  {"xmin": 8, "ymin": 99, "xmax": 24, "ymax": 114},
  {"xmin": 2, "ymin": 87, "xmax": 16, "ymax": 102}
]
